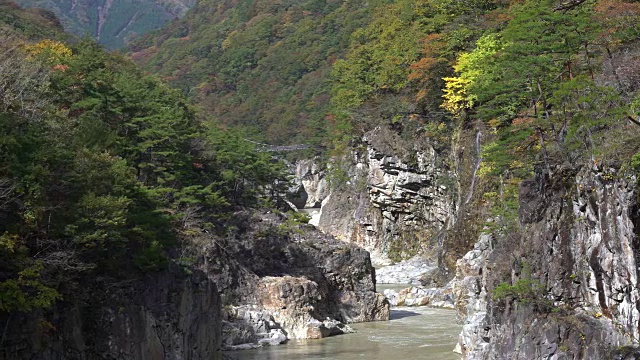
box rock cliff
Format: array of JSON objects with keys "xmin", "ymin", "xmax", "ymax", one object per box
[
  {"xmin": 1, "ymin": 269, "xmax": 222, "ymax": 360},
  {"xmin": 1, "ymin": 208, "xmax": 388, "ymax": 357},
  {"xmin": 293, "ymin": 125, "xmax": 640, "ymax": 358},
  {"xmin": 288, "ymin": 159, "xmax": 330, "ymax": 209},
  {"xmin": 455, "ymin": 164, "xmax": 640, "ymax": 359},
  {"xmin": 317, "ymin": 127, "xmax": 455, "ymax": 267}
]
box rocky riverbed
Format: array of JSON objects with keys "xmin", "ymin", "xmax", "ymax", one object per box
[
  {"xmin": 376, "ymin": 256, "xmax": 455, "ymax": 309},
  {"xmin": 376, "ymin": 255, "xmax": 437, "ymax": 284}
]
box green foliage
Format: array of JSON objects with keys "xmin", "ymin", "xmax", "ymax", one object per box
[
  {"xmin": 0, "ymin": 0, "xmax": 65, "ymax": 40},
  {"xmin": 387, "ymin": 229, "xmax": 430, "ymax": 262},
  {"xmin": 331, "ymin": 0, "xmax": 427, "ymax": 109},
  {"xmin": 442, "ymin": 33, "xmax": 503, "ymax": 114},
  {"xmin": 0, "ymin": 263, "xmax": 60, "ymax": 312},
  {"xmin": 630, "ymin": 152, "xmax": 640, "ymax": 173},
  {"xmin": 0, "ymin": 32, "xmax": 290, "ymax": 314},
  {"xmin": 134, "ymin": 241, "xmax": 169, "ymax": 272},
  {"xmin": 287, "ymin": 211, "xmax": 312, "ymax": 224},
  {"xmin": 131, "ymin": 0, "xmax": 390, "ymax": 145},
  {"xmin": 492, "ymin": 275, "xmax": 558, "ymax": 313},
  {"xmin": 493, "ymin": 277, "xmax": 545, "ymax": 303},
  {"xmin": 444, "ymin": 0, "xmax": 598, "ymax": 123}
]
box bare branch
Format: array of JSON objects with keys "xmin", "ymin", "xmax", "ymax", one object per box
[{"xmin": 626, "ymin": 114, "xmax": 640, "ymax": 128}]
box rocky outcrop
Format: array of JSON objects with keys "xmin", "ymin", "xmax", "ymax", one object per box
[
  {"xmin": 376, "ymin": 255, "xmax": 437, "ymax": 284},
  {"xmin": 2, "ymin": 269, "xmax": 222, "ymax": 360},
  {"xmin": 317, "ymin": 127, "xmax": 455, "ymax": 265},
  {"xmin": 199, "ymin": 210, "xmax": 389, "ymax": 349},
  {"xmin": 455, "ymin": 165, "xmax": 640, "ymax": 359},
  {"xmin": 221, "ymin": 306, "xmax": 288, "ymax": 350},
  {"xmin": 383, "ymin": 284, "xmax": 455, "ymax": 309},
  {"xmin": 288, "ymin": 159, "xmax": 329, "ymax": 209},
  {"xmin": 453, "ymin": 233, "xmax": 492, "ymax": 357}
]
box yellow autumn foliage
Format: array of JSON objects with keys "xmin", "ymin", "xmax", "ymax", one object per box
[{"xmin": 23, "ymin": 39, "xmax": 72, "ymax": 64}]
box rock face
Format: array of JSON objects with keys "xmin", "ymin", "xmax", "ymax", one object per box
[
  {"xmin": 202, "ymin": 211, "xmax": 389, "ymax": 349},
  {"xmin": 455, "ymin": 165, "xmax": 640, "ymax": 359},
  {"xmin": 288, "ymin": 159, "xmax": 330, "ymax": 209},
  {"xmin": 383, "ymin": 284, "xmax": 455, "ymax": 308},
  {"xmin": 376, "ymin": 255, "xmax": 437, "ymax": 284},
  {"xmin": 2, "ymin": 270, "xmax": 222, "ymax": 360},
  {"xmin": 317, "ymin": 127, "xmax": 454, "ymax": 265}
]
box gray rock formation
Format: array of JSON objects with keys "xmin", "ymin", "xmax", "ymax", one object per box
[
  {"xmin": 317, "ymin": 127, "xmax": 455, "ymax": 265},
  {"xmin": 221, "ymin": 306, "xmax": 288, "ymax": 350},
  {"xmin": 376, "ymin": 255, "xmax": 437, "ymax": 284},
  {"xmin": 288, "ymin": 159, "xmax": 329, "ymax": 209},
  {"xmin": 455, "ymin": 165, "xmax": 640, "ymax": 359},
  {"xmin": 383, "ymin": 284, "xmax": 455, "ymax": 308},
  {"xmin": 199, "ymin": 210, "xmax": 389, "ymax": 349},
  {"xmin": 2, "ymin": 270, "xmax": 222, "ymax": 360}
]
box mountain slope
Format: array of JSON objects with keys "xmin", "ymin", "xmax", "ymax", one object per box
[
  {"xmin": 14, "ymin": 0, "xmax": 194, "ymax": 48},
  {"xmin": 0, "ymin": 0, "xmax": 65, "ymax": 39},
  {"xmin": 129, "ymin": 0, "xmax": 397, "ymax": 145}
]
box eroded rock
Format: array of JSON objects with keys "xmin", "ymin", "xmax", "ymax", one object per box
[
  {"xmin": 200, "ymin": 211, "xmax": 389, "ymax": 350},
  {"xmin": 383, "ymin": 284, "xmax": 455, "ymax": 309},
  {"xmin": 3, "ymin": 270, "xmax": 222, "ymax": 360},
  {"xmin": 455, "ymin": 166, "xmax": 640, "ymax": 359}
]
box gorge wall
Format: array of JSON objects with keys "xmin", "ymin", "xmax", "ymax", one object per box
[
  {"xmin": 193, "ymin": 210, "xmax": 389, "ymax": 350},
  {"xmin": 455, "ymin": 164, "xmax": 640, "ymax": 359},
  {"xmin": 293, "ymin": 126, "xmax": 640, "ymax": 358},
  {"xmin": 1, "ymin": 270, "xmax": 222, "ymax": 360},
  {"xmin": 0, "ymin": 209, "xmax": 389, "ymax": 358},
  {"xmin": 314, "ymin": 126, "xmax": 456, "ymax": 270}
]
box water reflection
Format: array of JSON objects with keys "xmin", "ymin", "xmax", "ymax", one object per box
[{"xmin": 224, "ymin": 307, "xmax": 461, "ymax": 360}]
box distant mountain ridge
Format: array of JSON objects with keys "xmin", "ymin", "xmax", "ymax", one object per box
[{"xmin": 14, "ymin": 0, "xmax": 194, "ymax": 48}]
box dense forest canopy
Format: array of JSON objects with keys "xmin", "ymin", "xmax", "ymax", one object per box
[
  {"xmin": 0, "ymin": 3, "xmax": 288, "ymax": 312},
  {"xmin": 128, "ymin": 0, "xmax": 638, "ymax": 168},
  {"xmin": 129, "ymin": 0, "xmax": 397, "ymax": 145}
]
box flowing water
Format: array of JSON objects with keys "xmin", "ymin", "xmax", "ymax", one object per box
[{"xmin": 224, "ymin": 306, "xmax": 461, "ymax": 360}]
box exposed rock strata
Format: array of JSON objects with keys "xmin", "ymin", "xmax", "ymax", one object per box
[
  {"xmin": 455, "ymin": 165, "xmax": 640, "ymax": 359},
  {"xmin": 376, "ymin": 255, "xmax": 437, "ymax": 284},
  {"xmin": 288, "ymin": 159, "xmax": 329, "ymax": 209},
  {"xmin": 317, "ymin": 128, "xmax": 454, "ymax": 266}
]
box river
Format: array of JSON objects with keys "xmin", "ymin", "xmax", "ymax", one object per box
[{"xmin": 224, "ymin": 306, "xmax": 461, "ymax": 360}]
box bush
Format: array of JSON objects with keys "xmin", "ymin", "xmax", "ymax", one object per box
[{"xmin": 493, "ymin": 277, "xmax": 555, "ymax": 312}]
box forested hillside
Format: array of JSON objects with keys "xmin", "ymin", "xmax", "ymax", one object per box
[
  {"xmin": 129, "ymin": 0, "xmax": 398, "ymax": 145},
  {"xmin": 134, "ymin": 0, "xmax": 640, "ymax": 211},
  {"xmin": 0, "ymin": 1, "xmax": 286, "ymax": 318},
  {"xmin": 133, "ymin": 0, "xmax": 640, "ymax": 259},
  {"xmin": 6, "ymin": 0, "xmax": 640, "ymax": 357},
  {"xmin": 14, "ymin": 0, "xmax": 194, "ymax": 48},
  {"xmin": 134, "ymin": 1, "xmax": 640, "ymax": 355},
  {"xmin": 134, "ymin": 0, "xmax": 640, "ymax": 148}
]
